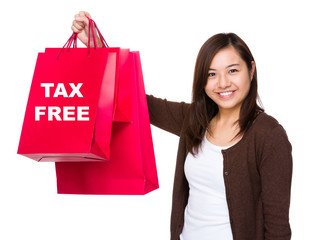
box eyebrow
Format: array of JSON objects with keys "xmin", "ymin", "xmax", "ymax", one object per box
[
  {"xmin": 208, "ymin": 63, "xmax": 240, "ymax": 71},
  {"xmin": 226, "ymin": 63, "xmax": 240, "ymax": 68}
]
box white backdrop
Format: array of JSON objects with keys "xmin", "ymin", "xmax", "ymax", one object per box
[{"xmin": 1, "ymin": 0, "xmax": 326, "ymax": 239}]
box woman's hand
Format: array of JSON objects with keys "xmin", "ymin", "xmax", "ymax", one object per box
[{"xmin": 71, "ymin": 11, "xmax": 102, "ymax": 47}]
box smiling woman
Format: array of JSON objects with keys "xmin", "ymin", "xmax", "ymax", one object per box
[
  {"xmin": 147, "ymin": 33, "xmax": 292, "ymax": 240},
  {"xmin": 185, "ymin": 33, "xmax": 262, "ymax": 152}
]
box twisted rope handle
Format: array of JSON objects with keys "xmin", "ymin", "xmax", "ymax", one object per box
[{"xmin": 57, "ymin": 17, "xmax": 109, "ymax": 59}]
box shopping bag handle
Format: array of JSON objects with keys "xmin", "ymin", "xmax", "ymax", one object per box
[
  {"xmin": 86, "ymin": 17, "xmax": 109, "ymax": 49},
  {"xmin": 58, "ymin": 17, "xmax": 109, "ymax": 58}
]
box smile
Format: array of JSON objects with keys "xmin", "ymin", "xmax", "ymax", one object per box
[{"xmin": 217, "ymin": 90, "xmax": 236, "ymax": 98}]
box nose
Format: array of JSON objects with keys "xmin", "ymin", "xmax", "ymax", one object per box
[{"xmin": 217, "ymin": 74, "xmax": 231, "ymax": 89}]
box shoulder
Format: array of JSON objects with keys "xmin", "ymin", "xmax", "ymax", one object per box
[
  {"xmin": 252, "ymin": 112, "xmax": 280, "ymax": 130},
  {"xmin": 249, "ymin": 112, "xmax": 292, "ymax": 152},
  {"xmin": 251, "ymin": 112, "xmax": 288, "ymax": 136},
  {"xmin": 248, "ymin": 112, "xmax": 291, "ymax": 147},
  {"xmin": 242, "ymin": 113, "xmax": 293, "ymax": 171}
]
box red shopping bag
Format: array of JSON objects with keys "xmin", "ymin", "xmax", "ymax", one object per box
[
  {"xmin": 18, "ymin": 18, "xmax": 132, "ymax": 162},
  {"xmin": 17, "ymin": 48, "xmax": 116, "ymax": 162},
  {"xmin": 55, "ymin": 51, "xmax": 159, "ymax": 194}
]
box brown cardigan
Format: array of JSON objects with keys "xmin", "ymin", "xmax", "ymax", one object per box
[{"xmin": 146, "ymin": 95, "xmax": 292, "ymax": 240}]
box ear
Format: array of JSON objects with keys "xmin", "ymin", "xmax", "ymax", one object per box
[{"xmin": 250, "ymin": 61, "xmax": 256, "ymax": 81}]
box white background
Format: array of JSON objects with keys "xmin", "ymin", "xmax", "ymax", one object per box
[{"xmin": 1, "ymin": 0, "xmax": 326, "ymax": 239}]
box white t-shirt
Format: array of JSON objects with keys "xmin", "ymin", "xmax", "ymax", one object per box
[{"xmin": 180, "ymin": 133, "xmax": 233, "ymax": 240}]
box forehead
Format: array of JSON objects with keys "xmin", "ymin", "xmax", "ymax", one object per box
[{"xmin": 210, "ymin": 47, "xmax": 244, "ymax": 68}]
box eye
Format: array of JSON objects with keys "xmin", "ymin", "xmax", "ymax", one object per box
[
  {"xmin": 208, "ymin": 72, "xmax": 216, "ymax": 77},
  {"xmin": 229, "ymin": 69, "xmax": 239, "ymax": 74}
]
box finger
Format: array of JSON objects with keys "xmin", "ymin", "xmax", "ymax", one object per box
[
  {"xmin": 79, "ymin": 11, "xmax": 92, "ymax": 19},
  {"xmin": 72, "ymin": 20, "xmax": 85, "ymax": 31},
  {"xmin": 71, "ymin": 25, "xmax": 82, "ymax": 34},
  {"xmin": 75, "ymin": 15, "xmax": 89, "ymax": 27}
]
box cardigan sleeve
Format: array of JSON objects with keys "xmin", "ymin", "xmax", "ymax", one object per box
[
  {"xmin": 259, "ymin": 124, "xmax": 293, "ymax": 240},
  {"xmin": 146, "ymin": 95, "xmax": 190, "ymax": 137}
]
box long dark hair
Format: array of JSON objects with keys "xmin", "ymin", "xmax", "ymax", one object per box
[{"xmin": 185, "ymin": 33, "xmax": 264, "ymax": 155}]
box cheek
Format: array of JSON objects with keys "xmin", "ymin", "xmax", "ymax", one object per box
[
  {"xmin": 242, "ymin": 81, "xmax": 252, "ymax": 99},
  {"xmin": 204, "ymin": 80, "xmax": 215, "ymax": 93},
  {"xmin": 237, "ymin": 75, "xmax": 252, "ymax": 92},
  {"xmin": 204, "ymin": 83, "xmax": 213, "ymax": 97}
]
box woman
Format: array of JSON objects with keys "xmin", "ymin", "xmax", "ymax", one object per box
[{"xmin": 72, "ymin": 11, "xmax": 292, "ymax": 240}]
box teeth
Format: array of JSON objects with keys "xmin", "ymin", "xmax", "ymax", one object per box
[{"xmin": 219, "ymin": 91, "xmax": 233, "ymax": 96}]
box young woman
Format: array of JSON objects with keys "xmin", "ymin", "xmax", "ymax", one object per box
[{"xmin": 72, "ymin": 11, "xmax": 292, "ymax": 240}]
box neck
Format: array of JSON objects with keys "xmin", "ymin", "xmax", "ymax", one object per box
[
  {"xmin": 216, "ymin": 107, "xmax": 240, "ymax": 126},
  {"xmin": 207, "ymin": 107, "xmax": 242, "ymax": 143}
]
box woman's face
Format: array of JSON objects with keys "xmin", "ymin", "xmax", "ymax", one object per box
[{"xmin": 205, "ymin": 46, "xmax": 255, "ymax": 114}]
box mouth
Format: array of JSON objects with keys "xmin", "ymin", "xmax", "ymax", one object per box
[{"xmin": 217, "ymin": 90, "xmax": 236, "ymax": 98}]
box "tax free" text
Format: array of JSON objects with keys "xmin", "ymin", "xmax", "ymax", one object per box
[{"xmin": 35, "ymin": 83, "xmax": 89, "ymax": 121}]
